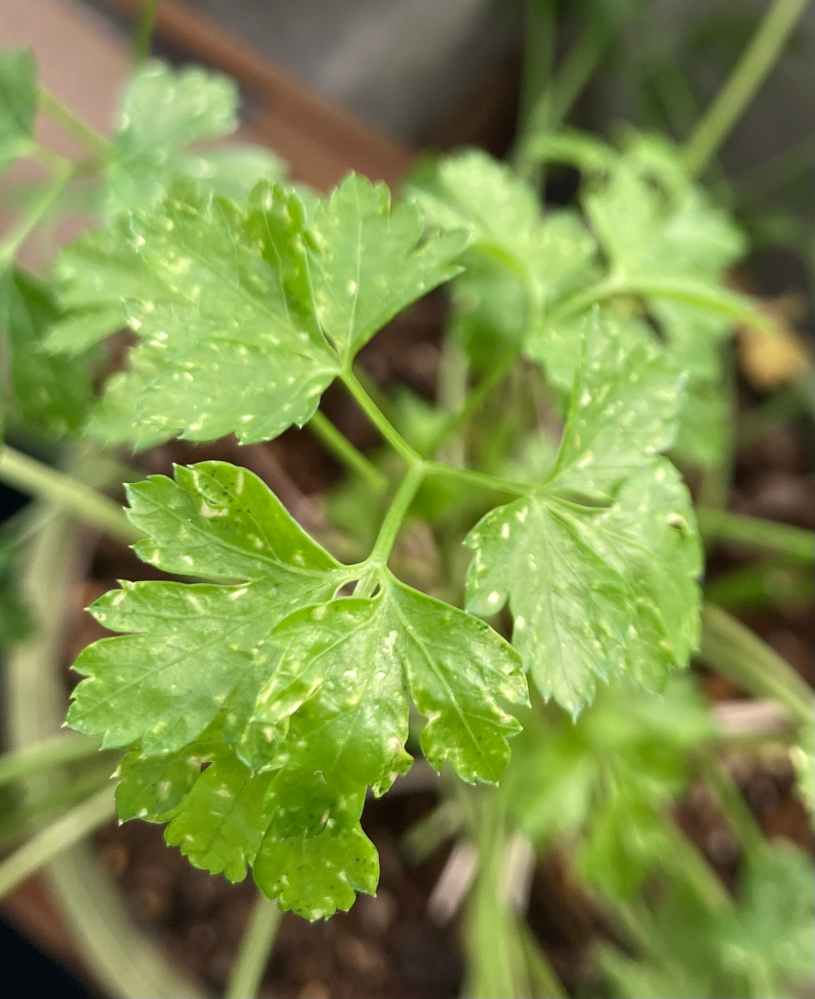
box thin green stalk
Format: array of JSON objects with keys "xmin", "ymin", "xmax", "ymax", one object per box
[
  {"xmin": 745, "ymin": 957, "xmax": 777, "ymax": 999},
  {"xmin": 0, "ymin": 764, "xmax": 114, "ymax": 854},
  {"xmin": 517, "ymin": 921, "xmax": 567, "ymax": 999},
  {"xmin": 641, "ymin": 50, "xmax": 701, "ymax": 138},
  {"xmin": 685, "ymin": 0, "xmax": 812, "ymax": 176},
  {"xmin": 0, "ymin": 734, "xmax": 103, "ymax": 789},
  {"xmin": 700, "ymin": 604, "xmax": 814, "ymax": 727},
  {"xmin": 547, "ymin": 4, "xmax": 622, "ymax": 128},
  {"xmin": 365, "ymin": 461, "xmax": 427, "ymax": 573},
  {"xmin": 515, "ymin": 0, "xmax": 556, "ymax": 184},
  {"xmin": 636, "ymin": 43, "xmax": 733, "ymax": 202},
  {"xmin": 26, "ymin": 141, "xmax": 72, "ymax": 174},
  {"xmin": 546, "ymin": 276, "xmax": 623, "ymax": 325},
  {"xmin": 0, "ymin": 164, "xmax": 73, "ymax": 265},
  {"xmin": 704, "ymin": 561, "xmax": 813, "ymax": 612},
  {"xmin": 425, "ymin": 461, "xmax": 528, "ymax": 498},
  {"xmin": 600, "ymin": 893, "xmax": 660, "ymax": 961},
  {"xmin": 0, "ymin": 446, "xmax": 139, "ymax": 546},
  {"xmin": 0, "ymin": 498, "xmax": 57, "ymax": 555},
  {"xmin": 351, "ymin": 363, "xmax": 397, "ymax": 421},
  {"xmin": 436, "ymin": 335, "xmax": 470, "ymax": 468},
  {"xmin": 225, "ymin": 892, "xmax": 282, "ymax": 999},
  {"xmin": 342, "ymin": 368, "xmax": 419, "ymax": 465},
  {"xmin": 133, "ymin": 0, "xmax": 160, "ymax": 65},
  {"xmin": 697, "ymin": 508, "xmax": 814, "ymax": 564},
  {"xmin": 624, "ymin": 276, "xmax": 775, "ymax": 331},
  {"xmin": 516, "ymin": 0, "xmax": 640, "ymax": 174},
  {"xmin": 697, "ymin": 346, "xmax": 737, "ymax": 512},
  {"xmin": 309, "ymin": 410, "xmax": 387, "ymax": 492},
  {"xmin": 0, "ymin": 786, "xmax": 115, "ymax": 900},
  {"xmin": 663, "ymin": 822, "xmax": 732, "ymax": 913},
  {"xmin": 37, "ymin": 84, "xmax": 109, "ymax": 159},
  {"xmin": 518, "ymin": 0, "xmax": 556, "ymax": 134}
]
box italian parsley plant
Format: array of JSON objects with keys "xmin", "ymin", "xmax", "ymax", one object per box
[{"xmin": 0, "ymin": 9, "xmax": 811, "ymax": 995}]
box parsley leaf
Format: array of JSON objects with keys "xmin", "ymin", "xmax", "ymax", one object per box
[
  {"xmin": 0, "ymin": 269, "xmax": 92, "ymax": 434},
  {"xmin": 307, "ymin": 174, "xmax": 467, "ymax": 363},
  {"xmin": 723, "ymin": 842, "xmax": 815, "ymax": 986},
  {"xmin": 68, "ymin": 461, "xmax": 348, "ymax": 753},
  {"xmin": 0, "ymin": 48, "xmax": 36, "ymax": 172},
  {"xmin": 69, "ymin": 458, "xmax": 525, "ymax": 917},
  {"xmin": 601, "ymin": 843, "xmax": 815, "ymax": 999},
  {"xmin": 88, "ymin": 182, "xmax": 339, "ymax": 446},
  {"xmin": 409, "ymin": 150, "xmax": 595, "ymax": 300},
  {"xmin": 164, "ymin": 753, "xmax": 274, "ymax": 883},
  {"xmin": 253, "ymin": 766, "xmax": 379, "ymax": 919},
  {"xmin": 52, "ymin": 175, "xmax": 464, "ymax": 448},
  {"xmin": 255, "ymin": 577, "xmax": 526, "ymax": 784},
  {"xmin": 44, "ymin": 219, "xmax": 172, "ymax": 354},
  {"xmin": 465, "ymin": 317, "xmax": 701, "ymax": 714},
  {"xmin": 114, "ymin": 743, "xmax": 206, "ymax": 823},
  {"xmin": 104, "ymin": 60, "xmax": 283, "ymax": 218},
  {"xmin": 545, "ymin": 317, "xmax": 685, "ymax": 499},
  {"xmin": 244, "ymin": 576, "xmax": 525, "ymax": 916},
  {"xmin": 408, "ymin": 149, "xmax": 596, "ymax": 371},
  {"xmin": 585, "ymin": 161, "xmax": 744, "ymax": 283},
  {"xmin": 503, "ymin": 676, "xmax": 713, "ymax": 848}
]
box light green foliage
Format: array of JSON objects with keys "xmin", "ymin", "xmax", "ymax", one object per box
[
  {"xmin": 580, "ymin": 137, "xmax": 746, "ymax": 465},
  {"xmin": 584, "ymin": 161, "xmax": 744, "ymax": 283},
  {"xmin": 544, "ymin": 317, "xmax": 685, "ymax": 499},
  {"xmin": 164, "ymin": 754, "xmax": 274, "ymax": 883},
  {"xmin": 409, "ymin": 150, "xmax": 596, "ymax": 305},
  {"xmin": 466, "ymin": 318, "xmax": 701, "ymax": 714},
  {"xmin": 257, "ymin": 580, "xmax": 526, "ymax": 784},
  {"xmin": 50, "ymin": 175, "xmax": 466, "ymax": 449},
  {"xmin": 502, "ymin": 677, "xmax": 712, "ymax": 875},
  {"xmin": 104, "ymin": 60, "xmax": 283, "ymax": 218},
  {"xmin": 68, "ymin": 461, "xmax": 348, "ymax": 754},
  {"xmin": 306, "ymin": 176, "xmax": 467, "ymax": 363},
  {"xmin": 722, "ymin": 842, "xmax": 815, "ymax": 986},
  {"xmin": 411, "ymin": 137, "xmax": 750, "ymax": 464},
  {"xmin": 601, "ymin": 843, "xmax": 815, "ymax": 998},
  {"xmin": 526, "ymin": 129, "xmax": 619, "ymax": 174},
  {"xmin": 44, "ymin": 219, "xmax": 172, "ymax": 354},
  {"xmin": 114, "ymin": 744, "xmax": 205, "ymax": 822},
  {"xmin": 408, "ymin": 149, "xmax": 597, "ymax": 374},
  {"xmin": 0, "ymin": 48, "xmax": 36, "ymax": 172},
  {"xmin": 0, "ymin": 269, "xmax": 92, "ymax": 434},
  {"xmin": 68, "ymin": 459, "xmax": 525, "ymax": 917},
  {"xmin": 45, "ymin": 62, "xmax": 283, "ymax": 355}
]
